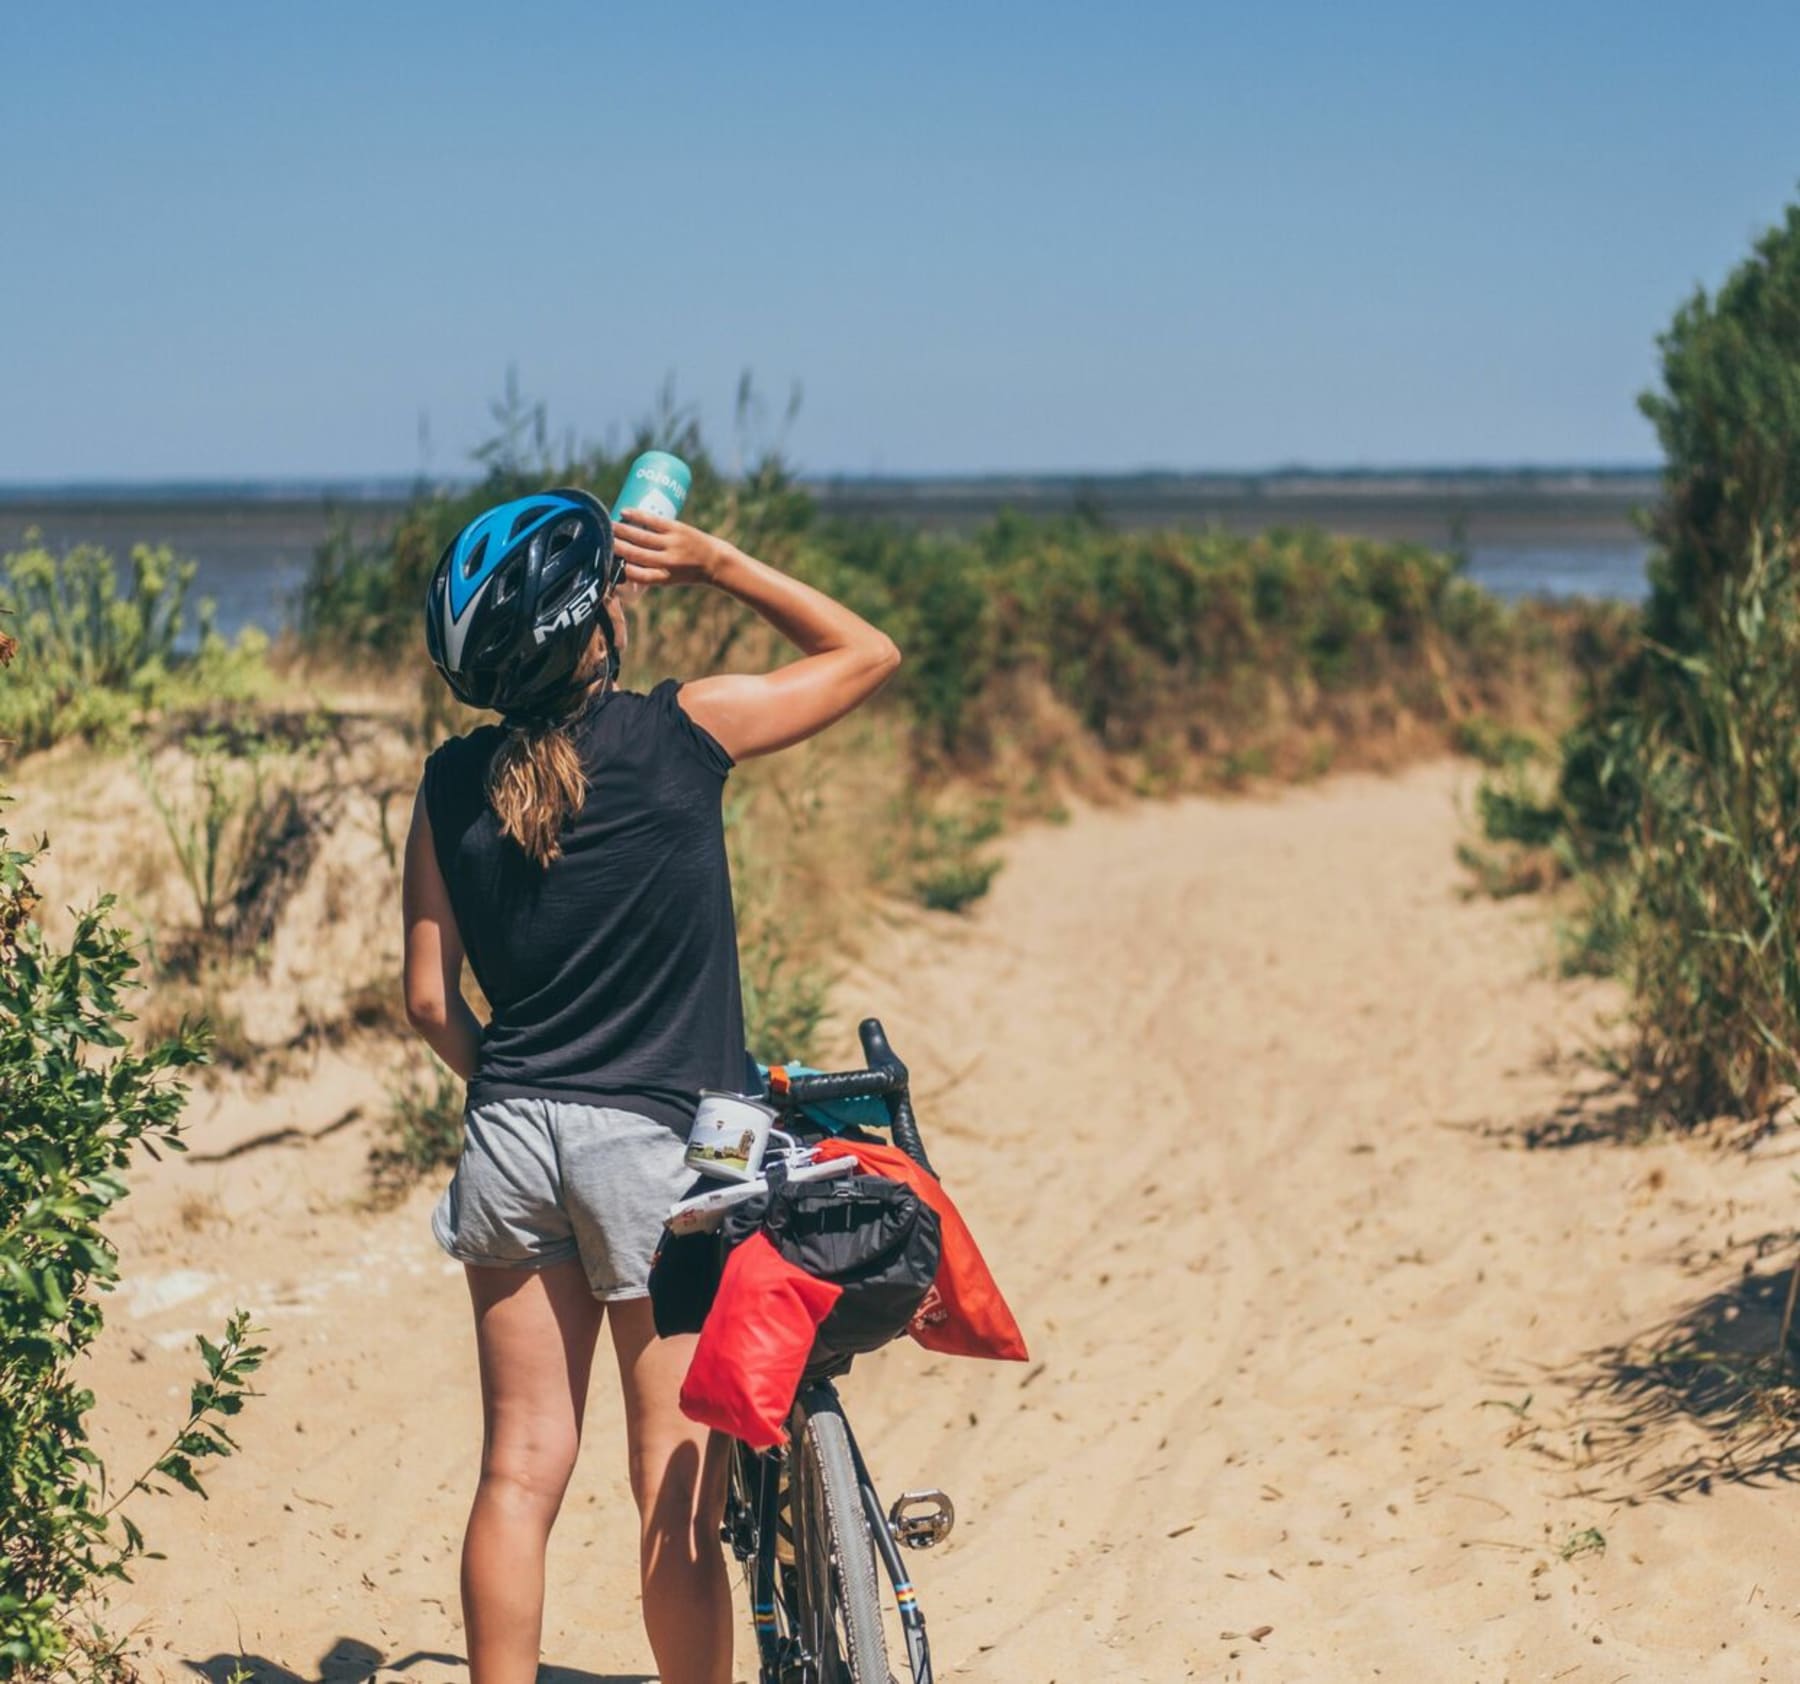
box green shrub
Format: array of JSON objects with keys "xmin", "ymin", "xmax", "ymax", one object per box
[
  {"xmin": 1486, "ymin": 193, "xmax": 1800, "ymax": 1120},
  {"xmin": 0, "ymin": 811, "xmax": 262, "ymax": 1678},
  {"xmin": 1454, "ymin": 714, "xmax": 1538, "ymax": 770},
  {"xmin": 1476, "ymin": 775, "xmax": 1562, "ymax": 850},
  {"xmin": 1545, "ymin": 198, "xmax": 1800, "ymax": 864},
  {"xmin": 1557, "ymin": 864, "xmax": 1635, "ymax": 980},
  {"xmin": 0, "ymin": 538, "xmax": 269, "ymax": 759},
  {"xmin": 908, "ymin": 806, "xmax": 1004, "ymax": 914},
  {"xmin": 1619, "ymin": 531, "xmax": 1800, "ymax": 1113},
  {"xmin": 1, "ymin": 539, "xmax": 195, "ymax": 686},
  {"xmin": 1640, "ymin": 201, "xmax": 1800, "ymax": 662},
  {"xmin": 818, "ymin": 511, "xmax": 1585, "ymax": 771}
]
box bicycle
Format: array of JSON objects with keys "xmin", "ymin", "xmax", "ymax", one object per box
[{"xmin": 689, "ymin": 1018, "xmax": 956, "ymax": 1684}]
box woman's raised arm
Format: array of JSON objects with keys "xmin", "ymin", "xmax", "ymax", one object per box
[{"xmin": 612, "ymin": 512, "xmax": 900, "ymax": 761}]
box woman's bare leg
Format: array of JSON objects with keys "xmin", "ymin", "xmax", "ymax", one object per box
[
  {"xmin": 607, "ymin": 1298, "xmax": 732, "ymax": 1684},
  {"xmin": 461, "ymin": 1261, "xmax": 604, "ymax": 1684}
]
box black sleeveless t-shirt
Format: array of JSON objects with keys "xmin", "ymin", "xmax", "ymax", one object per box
[{"xmin": 422, "ymin": 679, "xmax": 746, "ymax": 1134}]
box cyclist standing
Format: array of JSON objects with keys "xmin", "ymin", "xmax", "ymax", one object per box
[{"xmin": 402, "ymin": 487, "xmax": 899, "ymax": 1684}]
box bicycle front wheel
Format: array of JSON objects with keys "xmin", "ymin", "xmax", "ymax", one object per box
[{"xmin": 793, "ymin": 1394, "xmax": 893, "ymax": 1684}]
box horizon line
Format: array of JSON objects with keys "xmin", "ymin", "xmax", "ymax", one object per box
[{"xmin": 0, "ymin": 461, "xmax": 1663, "ymax": 502}]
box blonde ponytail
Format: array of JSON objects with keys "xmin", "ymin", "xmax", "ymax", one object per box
[
  {"xmin": 487, "ymin": 722, "xmax": 587, "ymax": 867},
  {"xmin": 485, "ymin": 622, "xmax": 611, "ymax": 867}
]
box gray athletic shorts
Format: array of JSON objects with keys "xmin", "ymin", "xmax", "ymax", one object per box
[{"xmin": 431, "ymin": 1097, "xmax": 693, "ymax": 1300}]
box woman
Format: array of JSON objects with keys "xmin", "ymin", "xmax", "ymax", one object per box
[{"xmin": 402, "ymin": 485, "xmax": 899, "ymax": 1684}]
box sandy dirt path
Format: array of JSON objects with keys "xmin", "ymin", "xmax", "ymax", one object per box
[{"xmin": 91, "ymin": 762, "xmax": 1800, "ymax": 1682}]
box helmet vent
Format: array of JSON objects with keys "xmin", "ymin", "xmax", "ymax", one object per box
[
  {"xmin": 538, "ymin": 570, "xmax": 577, "ymax": 616},
  {"xmin": 490, "ymin": 555, "xmax": 524, "ymax": 608},
  {"xmin": 510, "ymin": 505, "xmax": 546, "ymax": 541},
  {"xmin": 472, "ymin": 619, "xmax": 516, "ymax": 665},
  {"xmin": 460, "ymin": 534, "xmax": 489, "ymax": 581}
]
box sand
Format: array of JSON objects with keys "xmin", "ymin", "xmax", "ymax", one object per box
[{"xmin": 77, "ymin": 760, "xmax": 1800, "ymax": 1682}]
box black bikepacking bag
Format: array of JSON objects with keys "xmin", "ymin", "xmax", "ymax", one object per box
[
  {"xmin": 736, "ymin": 1172, "xmax": 942, "ymax": 1373},
  {"xmin": 649, "ymin": 1172, "xmax": 941, "ymax": 1372}
]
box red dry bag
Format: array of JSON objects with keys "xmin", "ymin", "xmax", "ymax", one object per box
[{"xmin": 678, "ymin": 1232, "xmax": 842, "ymax": 1449}]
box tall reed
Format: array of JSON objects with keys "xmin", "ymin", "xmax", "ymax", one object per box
[{"xmin": 1619, "ymin": 528, "xmax": 1800, "ymax": 1114}]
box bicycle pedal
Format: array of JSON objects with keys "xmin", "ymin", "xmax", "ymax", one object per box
[{"xmin": 888, "ymin": 1488, "xmax": 955, "ymax": 1550}]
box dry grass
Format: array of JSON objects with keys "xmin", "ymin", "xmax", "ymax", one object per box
[{"xmin": 176, "ymin": 1191, "xmax": 227, "ymax": 1233}]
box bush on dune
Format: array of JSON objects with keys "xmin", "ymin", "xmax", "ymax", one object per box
[
  {"xmin": 0, "ymin": 537, "xmax": 268, "ymax": 759},
  {"xmin": 1624, "ymin": 530, "xmax": 1800, "ymax": 1113},
  {"xmin": 817, "ymin": 511, "xmax": 1606, "ymax": 775},
  {"xmin": 1607, "ymin": 195, "xmax": 1800, "ymax": 1117},
  {"xmin": 0, "ymin": 642, "xmax": 263, "ymax": 1680},
  {"xmin": 299, "ymin": 376, "xmax": 1609, "ymax": 799},
  {"xmin": 1477, "ymin": 194, "xmax": 1800, "ymax": 1122}
]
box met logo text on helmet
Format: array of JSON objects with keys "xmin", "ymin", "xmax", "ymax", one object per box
[{"xmin": 532, "ymin": 576, "xmax": 602, "ymax": 646}]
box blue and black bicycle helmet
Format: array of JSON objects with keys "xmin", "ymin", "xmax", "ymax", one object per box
[{"xmin": 424, "ymin": 487, "xmax": 624, "ymax": 718}]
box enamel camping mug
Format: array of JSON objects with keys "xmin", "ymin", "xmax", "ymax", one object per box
[{"xmin": 684, "ymin": 1089, "xmax": 778, "ymax": 1183}]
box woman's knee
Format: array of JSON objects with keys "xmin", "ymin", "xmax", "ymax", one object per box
[{"xmin": 480, "ymin": 1419, "xmax": 581, "ymax": 1515}]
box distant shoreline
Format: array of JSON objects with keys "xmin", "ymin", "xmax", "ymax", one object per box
[
  {"xmin": 0, "ymin": 463, "xmax": 1660, "ymax": 507},
  {"xmin": 808, "ymin": 469, "xmax": 1654, "ymax": 541},
  {"xmin": 0, "ymin": 466, "xmax": 1657, "ymax": 549},
  {"xmin": 0, "ymin": 469, "xmax": 1657, "ymax": 634}
]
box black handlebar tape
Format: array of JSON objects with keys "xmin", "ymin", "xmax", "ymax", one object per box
[
  {"xmin": 782, "ymin": 1017, "xmax": 937, "ymax": 1176},
  {"xmin": 858, "ymin": 1017, "xmax": 902, "ymax": 1077},
  {"xmin": 888, "ymin": 1091, "xmax": 935, "ymax": 1178},
  {"xmin": 780, "ymin": 1066, "xmax": 905, "ymax": 1104}
]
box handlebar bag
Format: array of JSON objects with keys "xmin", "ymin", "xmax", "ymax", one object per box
[
  {"xmin": 813, "ymin": 1138, "xmax": 1029, "ymax": 1363},
  {"xmin": 649, "ymin": 1171, "xmax": 943, "ymax": 1354},
  {"xmin": 724, "ymin": 1172, "xmax": 942, "ymax": 1373},
  {"xmin": 678, "ymin": 1232, "xmax": 843, "ymax": 1450}
]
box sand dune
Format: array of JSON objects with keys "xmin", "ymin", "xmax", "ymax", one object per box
[{"xmin": 87, "ymin": 762, "xmax": 1800, "ymax": 1682}]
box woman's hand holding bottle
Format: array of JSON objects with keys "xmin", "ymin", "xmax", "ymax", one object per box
[{"xmin": 613, "ymin": 510, "xmax": 737, "ymax": 591}]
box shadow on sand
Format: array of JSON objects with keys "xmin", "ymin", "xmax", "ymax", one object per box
[
  {"xmin": 1476, "ymin": 1056, "xmax": 1789, "ymax": 1152},
  {"xmin": 185, "ymin": 1640, "xmax": 652, "ymax": 1684},
  {"xmin": 1526, "ymin": 1232, "xmax": 1800, "ymax": 1500},
  {"xmin": 1473, "ymin": 1070, "xmax": 1668, "ymax": 1150}
]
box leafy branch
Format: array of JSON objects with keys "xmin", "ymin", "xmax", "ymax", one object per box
[{"xmin": 103, "ymin": 1311, "xmax": 266, "ymax": 1519}]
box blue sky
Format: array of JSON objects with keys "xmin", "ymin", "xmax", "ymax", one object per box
[{"xmin": 3, "ymin": 1, "xmax": 1797, "ymax": 480}]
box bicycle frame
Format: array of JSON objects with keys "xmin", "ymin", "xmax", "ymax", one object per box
[{"xmin": 726, "ymin": 1379, "xmax": 934, "ymax": 1684}]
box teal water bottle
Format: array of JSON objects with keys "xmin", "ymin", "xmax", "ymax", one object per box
[
  {"xmin": 614, "ymin": 449, "xmax": 692, "ymax": 523},
  {"xmin": 613, "ymin": 451, "xmax": 692, "ymax": 602}
]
